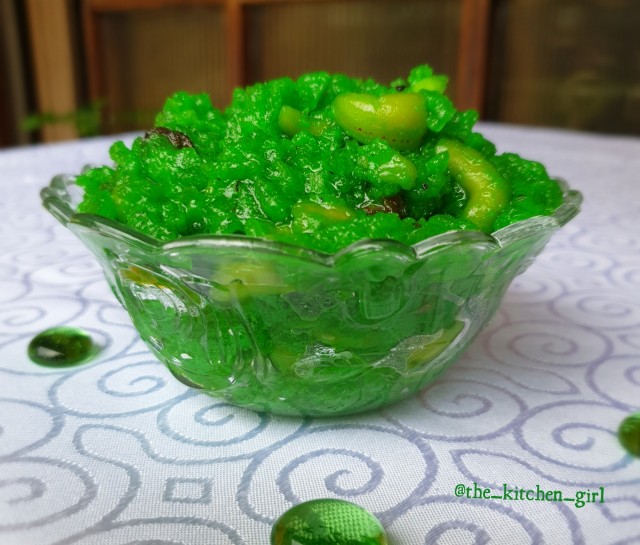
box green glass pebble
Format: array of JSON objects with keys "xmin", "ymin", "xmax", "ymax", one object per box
[
  {"xmin": 618, "ymin": 412, "xmax": 640, "ymax": 457},
  {"xmin": 271, "ymin": 499, "xmax": 388, "ymax": 545},
  {"xmin": 27, "ymin": 327, "xmax": 97, "ymax": 367}
]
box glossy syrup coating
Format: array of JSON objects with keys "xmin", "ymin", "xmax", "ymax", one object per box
[
  {"xmin": 57, "ymin": 64, "xmax": 580, "ymax": 417},
  {"xmin": 271, "ymin": 499, "xmax": 388, "ymax": 545},
  {"xmin": 75, "ymin": 64, "xmax": 564, "ymax": 254},
  {"xmin": 27, "ymin": 327, "xmax": 97, "ymax": 367},
  {"xmin": 618, "ymin": 413, "xmax": 640, "ymax": 457}
]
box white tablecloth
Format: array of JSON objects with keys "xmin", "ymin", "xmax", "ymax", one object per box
[{"xmin": 1, "ymin": 124, "xmax": 639, "ymax": 545}]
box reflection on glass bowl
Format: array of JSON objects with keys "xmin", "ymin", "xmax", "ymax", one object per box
[{"xmin": 41, "ymin": 173, "xmax": 581, "ymax": 416}]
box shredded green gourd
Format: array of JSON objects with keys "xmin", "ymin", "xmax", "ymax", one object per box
[{"xmin": 76, "ymin": 64, "xmax": 564, "ymax": 253}]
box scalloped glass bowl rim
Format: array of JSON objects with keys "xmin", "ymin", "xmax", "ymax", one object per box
[{"xmin": 41, "ymin": 173, "xmax": 582, "ymax": 264}]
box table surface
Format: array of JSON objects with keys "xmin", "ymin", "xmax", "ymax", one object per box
[{"xmin": 1, "ymin": 124, "xmax": 639, "ymax": 545}]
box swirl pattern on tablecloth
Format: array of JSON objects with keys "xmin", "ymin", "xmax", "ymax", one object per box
[
  {"xmin": 154, "ymin": 395, "xmax": 310, "ymax": 461},
  {"xmin": 513, "ymin": 401, "xmax": 634, "ymax": 472},
  {"xmin": 451, "ymin": 446, "xmax": 640, "ymax": 540},
  {"xmin": 607, "ymin": 260, "xmax": 640, "ymax": 291},
  {"xmin": 0, "ymin": 399, "xmax": 63, "ymax": 458},
  {"xmin": 618, "ymin": 333, "xmax": 640, "ymax": 353},
  {"xmin": 536, "ymin": 247, "xmax": 615, "ymax": 277},
  {"xmin": 550, "ymin": 290, "xmax": 640, "ymax": 330},
  {"xmin": 28, "ymin": 259, "xmax": 104, "ymax": 288},
  {"xmin": 236, "ymin": 424, "xmax": 436, "ymax": 525},
  {"xmin": 49, "ymin": 522, "xmax": 247, "ymax": 545},
  {"xmin": 479, "ymin": 336, "xmax": 581, "ymax": 395},
  {"xmin": 382, "ymin": 378, "xmax": 526, "ymax": 441},
  {"xmin": 487, "ymin": 320, "xmax": 611, "ymax": 367},
  {"xmin": 55, "ymin": 424, "xmax": 249, "ymax": 545},
  {"xmin": 48, "ymin": 355, "xmax": 183, "ymax": 418},
  {"xmin": 596, "ymin": 496, "xmax": 640, "ymax": 523},
  {"xmin": 0, "ymin": 457, "xmax": 96, "ymax": 531},
  {"xmin": 587, "ymin": 356, "xmax": 640, "ymax": 411},
  {"xmin": 569, "ymin": 225, "xmax": 640, "ymax": 257},
  {"xmin": 387, "ymin": 496, "xmax": 550, "ymax": 545},
  {"xmin": 0, "ymin": 296, "xmax": 88, "ymax": 334},
  {"xmin": 504, "ymin": 275, "xmax": 566, "ymax": 304}
]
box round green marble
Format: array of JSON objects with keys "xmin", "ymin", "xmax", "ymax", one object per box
[
  {"xmin": 27, "ymin": 327, "xmax": 97, "ymax": 367},
  {"xmin": 271, "ymin": 499, "xmax": 388, "ymax": 545},
  {"xmin": 618, "ymin": 412, "xmax": 640, "ymax": 457}
]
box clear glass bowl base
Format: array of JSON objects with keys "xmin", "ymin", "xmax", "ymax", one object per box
[{"xmin": 42, "ymin": 173, "xmax": 581, "ymax": 416}]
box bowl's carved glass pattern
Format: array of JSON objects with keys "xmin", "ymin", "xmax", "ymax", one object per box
[{"xmin": 42, "ymin": 173, "xmax": 581, "ymax": 416}]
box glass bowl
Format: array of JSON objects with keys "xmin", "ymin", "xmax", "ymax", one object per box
[{"xmin": 41, "ymin": 173, "xmax": 581, "ymax": 416}]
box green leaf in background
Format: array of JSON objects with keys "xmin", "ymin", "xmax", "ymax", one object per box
[{"xmin": 22, "ymin": 99, "xmax": 105, "ymax": 137}]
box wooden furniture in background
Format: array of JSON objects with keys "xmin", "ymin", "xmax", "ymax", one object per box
[
  {"xmin": 456, "ymin": 0, "xmax": 492, "ymax": 112},
  {"xmin": 487, "ymin": 0, "xmax": 640, "ymax": 134},
  {"xmin": 243, "ymin": 1, "xmax": 463, "ymax": 91},
  {"xmin": 0, "ymin": 0, "xmax": 35, "ymax": 147},
  {"xmin": 80, "ymin": 0, "xmax": 489, "ymax": 134},
  {"xmin": 0, "ymin": 3, "xmax": 14, "ymax": 148},
  {"xmin": 0, "ymin": 0, "xmax": 33, "ymax": 147},
  {"xmin": 83, "ymin": 0, "xmax": 228, "ymax": 132},
  {"xmin": 14, "ymin": 0, "xmax": 639, "ymax": 144},
  {"xmin": 24, "ymin": 0, "xmax": 80, "ymax": 141}
]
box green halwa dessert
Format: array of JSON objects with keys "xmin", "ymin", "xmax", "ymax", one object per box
[
  {"xmin": 76, "ymin": 65, "xmax": 563, "ymax": 253},
  {"xmin": 51, "ymin": 65, "xmax": 579, "ymax": 416}
]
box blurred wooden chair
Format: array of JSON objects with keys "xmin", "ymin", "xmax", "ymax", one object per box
[
  {"xmin": 81, "ymin": 0, "xmax": 493, "ymax": 133},
  {"xmin": 24, "ymin": 0, "xmax": 639, "ymax": 141}
]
